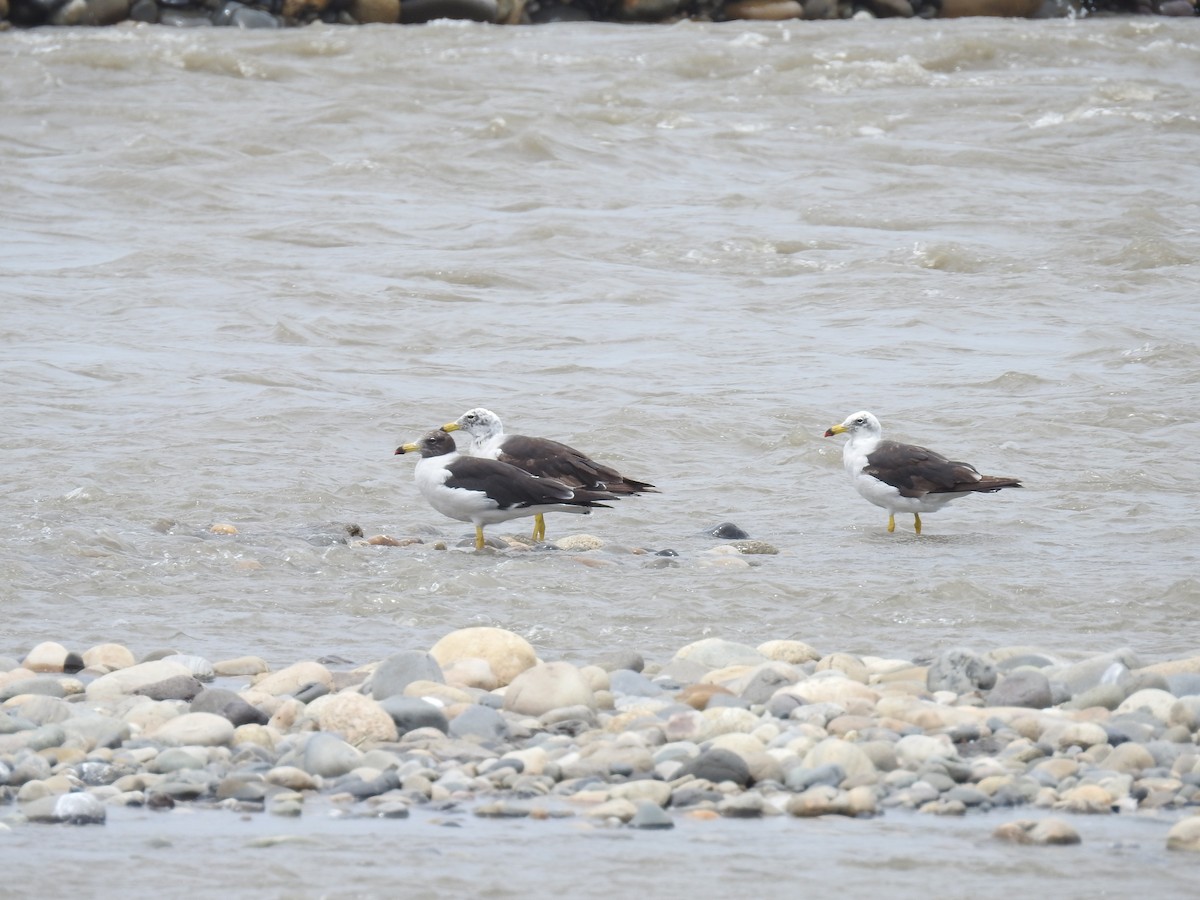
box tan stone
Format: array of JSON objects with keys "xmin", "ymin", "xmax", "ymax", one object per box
[
  {"xmin": 82, "ymin": 643, "xmax": 136, "ymax": 671},
  {"xmin": 1166, "ymin": 816, "xmax": 1200, "ymax": 852},
  {"xmin": 23, "ymin": 642, "xmax": 71, "ymax": 673},
  {"xmin": 430, "ymin": 627, "xmax": 537, "ymax": 687},
  {"xmin": 677, "ymin": 683, "xmax": 734, "ymax": 710},
  {"xmin": 1136, "ymin": 656, "xmax": 1200, "ymax": 679},
  {"xmin": 252, "ymin": 661, "xmax": 334, "ymax": 697},
  {"xmin": 150, "ymin": 712, "xmax": 236, "ymax": 747},
  {"xmin": 787, "ymin": 785, "xmax": 852, "ymax": 817},
  {"xmin": 265, "ymin": 765, "xmax": 320, "ymax": 791},
  {"xmin": 213, "ymin": 656, "xmax": 270, "ymax": 677},
  {"xmin": 1032, "ymin": 757, "xmax": 1079, "ymax": 782},
  {"xmin": 441, "ymin": 658, "xmax": 498, "ymax": 692},
  {"xmin": 233, "ymin": 723, "xmax": 279, "ymax": 750},
  {"xmin": 802, "ymin": 738, "xmax": 878, "ymax": 780},
  {"xmin": 1054, "ymin": 784, "xmax": 1114, "ymax": 814},
  {"xmin": 1044, "ymin": 720, "xmax": 1109, "ymax": 751}
]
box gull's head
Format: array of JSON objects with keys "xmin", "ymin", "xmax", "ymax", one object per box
[
  {"xmin": 396, "ymin": 430, "xmax": 457, "ymax": 458},
  {"xmin": 824, "ymin": 411, "xmax": 881, "ymax": 439},
  {"xmin": 442, "ymin": 407, "xmax": 503, "ymax": 439}
]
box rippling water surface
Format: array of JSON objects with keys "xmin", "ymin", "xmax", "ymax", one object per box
[{"xmin": 3, "ymin": 16, "xmax": 1200, "ymax": 893}]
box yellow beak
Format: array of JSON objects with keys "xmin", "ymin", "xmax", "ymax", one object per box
[
  {"xmin": 441, "ymin": 422, "xmax": 461, "ymax": 433},
  {"xmin": 824, "ymin": 423, "xmax": 847, "ymax": 437}
]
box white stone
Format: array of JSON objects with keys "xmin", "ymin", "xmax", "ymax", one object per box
[{"xmin": 149, "ymin": 712, "xmax": 236, "ymax": 747}]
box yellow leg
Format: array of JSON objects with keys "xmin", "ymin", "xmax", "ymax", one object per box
[
  {"xmin": 532, "ymin": 514, "xmax": 546, "ymax": 542},
  {"xmin": 474, "ymin": 525, "xmax": 486, "ymax": 551},
  {"xmin": 914, "ymin": 513, "xmax": 922, "ymax": 535},
  {"xmin": 887, "ymin": 514, "xmax": 896, "ymax": 533}
]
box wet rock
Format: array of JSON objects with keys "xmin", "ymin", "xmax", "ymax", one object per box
[
  {"xmin": 706, "ymin": 522, "xmax": 748, "ymax": 539},
  {"xmin": 379, "ymin": 696, "xmax": 449, "ymax": 736},
  {"xmin": 554, "ymin": 534, "xmax": 604, "ymax": 551}
]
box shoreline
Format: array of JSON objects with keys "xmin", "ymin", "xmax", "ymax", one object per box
[{"xmin": 3, "ymin": 627, "xmax": 1199, "ymax": 852}]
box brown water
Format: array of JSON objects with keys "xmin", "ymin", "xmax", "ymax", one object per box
[{"xmin": 2, "ymin": 17, "xmax": 1200, "ymax": 892}]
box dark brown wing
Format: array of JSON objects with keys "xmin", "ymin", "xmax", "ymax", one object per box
[
  {"xmin": 446, "ymin": 457, "xmax": 614, "ymax": 511},
  {"xmin": 497, "ymin": 434, "xmax": 658, "ymax": 495},
  {"xmin": 865, "ymin": 440, "xmax": 1021, "ymax": 498}
]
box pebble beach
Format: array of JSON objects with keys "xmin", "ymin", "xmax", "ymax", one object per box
[{"xmin": 4, "ymin": 551, "xmax": 1200, "ymax": 855}]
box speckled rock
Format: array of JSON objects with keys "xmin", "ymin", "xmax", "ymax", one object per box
[
  {"xmin": 927, "ymin": 647, "xmax": 996, "ymax": 694},
  {"xmin": 757, "ymin": 640, "xmax": 821, "ymax": 665},
  {"xmin": 308, "ymin": 692, "xmax": 398, "ymax": 746}
]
